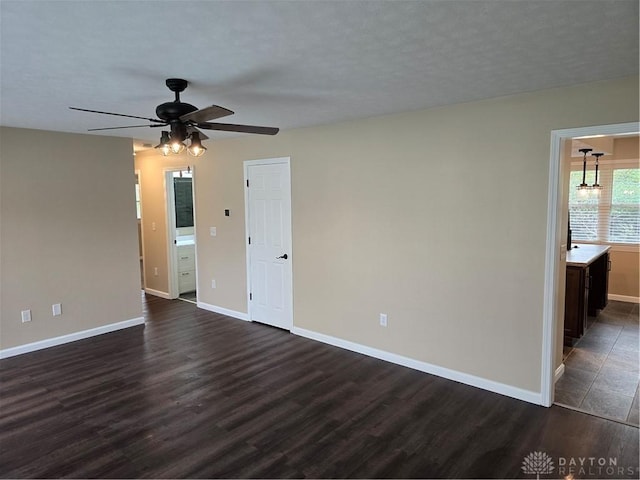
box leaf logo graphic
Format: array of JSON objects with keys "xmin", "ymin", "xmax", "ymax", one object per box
[{"xmin": 522, "ymin": 451, "xmax": 555, "ymax": 480}]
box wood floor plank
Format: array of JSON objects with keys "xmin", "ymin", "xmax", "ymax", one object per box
[{"xmin": 0, "ymin": 294, "xmax": 638, "ymax": 478}]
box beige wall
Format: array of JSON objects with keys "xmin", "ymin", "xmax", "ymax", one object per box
[
  {"xmin": 136, "ymin": 76, "xmax": 638, "ymax": 394},
  {"xmin": 610, "ymin": 250, "xmax": 640, "ymax": 297},
  {"xmin": 0, "ymin": 127, "xmax": 142, "ymax": 350},
  {"xmin": 607, "ymin": 137, "xmax": 640, "ymax": 299},
  {"xmin": 553, "ymin": 140, "xmax": 573, "ymax": 372}
]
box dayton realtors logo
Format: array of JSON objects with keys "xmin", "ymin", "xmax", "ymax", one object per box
[
  {"xmin": 522, "ymin": 451, "xmax": 638, "ymax": 479},
  {"xmin": 522, "ymin": 451, "xmax": 555, "ymax": 479},
  {"xmin": 557, "ymin": 456, "xmax": 637, "ymax": 478}
]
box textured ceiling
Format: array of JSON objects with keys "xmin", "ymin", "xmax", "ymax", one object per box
[{"xmin": 1, "ymin": 0, "xmax": 638, "ymax": 148}]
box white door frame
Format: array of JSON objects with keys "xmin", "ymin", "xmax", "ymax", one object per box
[
  {"xmin": 243, "ymin": 157, "xmax": 293, "ymax": 329},
  {"xmin": 164, "ymin": 165, "xmax": 197, "ymax": 299},
  {"xmin": 135, "ymin": 169, "xmax": 147, "ymax": 290},
  {"xmin": 541, "ymin": 121, "xmax": 638, "ymax": 407}
]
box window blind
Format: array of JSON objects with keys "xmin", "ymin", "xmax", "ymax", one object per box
[
  {"xmin": 568, "ymin": 162, "xmax": 639, "ymax": 244},
  {"xmin": 610, "ymin": 168, "xmax": 640, "ymax": 243}
]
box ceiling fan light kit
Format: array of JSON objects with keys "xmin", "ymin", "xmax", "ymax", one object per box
[{"xmin": 70, "ymin": 78, "xmax": 279, "ymax": 157}]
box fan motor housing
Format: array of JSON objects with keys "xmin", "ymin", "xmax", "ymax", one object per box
[{"xmin": 156, "ymin": 101, "xmax": 198, "ymax": 121}]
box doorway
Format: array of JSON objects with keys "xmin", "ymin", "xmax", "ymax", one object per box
[
  {"xmin": 165, "ymin": 167, "xmax": 197, "ymax": 303},
  {"xmin": 542, "ymin": 122, "xmax": 639, "ymax": 420},
  {"xmin": 135, "ymin": 171, "xmax": 144, "ymax": 290},
  {"xmin": 244, "ymin": 157, "xmax": 293, "ymax": 330}
]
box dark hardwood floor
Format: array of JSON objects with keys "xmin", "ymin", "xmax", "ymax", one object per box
[{"xmin": 1, "ymin": 295, "xmax": 638, "ymax": 478}]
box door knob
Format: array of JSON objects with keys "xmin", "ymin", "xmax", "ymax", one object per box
[{"xmin": 276, "ymin": 254, "xmax": 288, "ymax": 260}]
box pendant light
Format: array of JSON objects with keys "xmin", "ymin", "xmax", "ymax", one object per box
[
  {"xmin": 157, "ymin": 131, "xmax": 171, "ymax": 156},
  {"xmin": 187, "ymin": 131, "xmax": 207, "ymax": 157},
  {"xmin": 577, "ymin": 148, "xmax": 592, "ymax": 197},
  {"xmin": 591, "ymin": 152, "xmax": 603, "ymax": 196},
  {"xmin": 169, "ymin": 139, "xmax": 186, "ymax": 154}
]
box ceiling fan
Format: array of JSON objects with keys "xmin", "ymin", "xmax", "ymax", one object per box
[{"xmin": 70, "ymin": 78, "xmax": 279, "ymax": 157}]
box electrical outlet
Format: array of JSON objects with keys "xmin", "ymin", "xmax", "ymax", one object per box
[
  {"xmin": 52, "ymin": 304, "xmax": 62, "ymax": 316},
  {"xmin": 211, "ymin": 279, "xmax": 216, "ymax": 289},
  {"xmin": 379, "ymin": 313, "xmax": 388, "ymax": 327},
  {"xmin": 21, "ymin": 310, "xmax": 32, "ymax": 323},
  {"xmin": 154, "ymin": 267, "xmax": 159, "ymax": 276},
  {"xmin": 210, "ymin": 227, "xmax": 217, "ymax": 237}
]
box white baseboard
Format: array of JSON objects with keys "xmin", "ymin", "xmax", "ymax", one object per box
[
  {"xmin": 608, "ymin": 294, "xmax": 640, "ymax": 304},
  {"xmin": 0, "ymin": 317, "xmax": 145, "ymax": 359},
  {"xmin": 197, "ymin": 301, "xmax": 249, "ymax": 321},
  {"xmin": 554, "ymin": 363, "xmax": 565, "ymax": 383},
  {"xmin": 291, "ymin": 327, "xmax": 542, "ymax": 405},
  {"xmin": 144, "ymin": 288, "xmax": 172, "ymax": 299}
]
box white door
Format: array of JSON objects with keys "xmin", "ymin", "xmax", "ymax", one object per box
[{"xmin": 245, "ymin": 158, "xmax": 292, "ymax": 330}]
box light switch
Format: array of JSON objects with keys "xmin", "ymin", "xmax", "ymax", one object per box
[
  {"xmin": 21, "ymin": 310, "xmax": 31, "ymax": 323},
  {"xmin": 210, "ymin": 227, "xmax": 217, "ymax": 237},
  {"xmin": 52, "ymin": 303, "xmax": 62, "ymax": 316}
]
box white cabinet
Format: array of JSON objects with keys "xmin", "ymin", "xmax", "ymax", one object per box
[{"xmin": 177, "ymin": 244, "xmax": 196, "ymax": 293}]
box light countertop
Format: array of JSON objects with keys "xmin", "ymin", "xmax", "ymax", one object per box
[
  {"xmin": 567, "ymin": 243, "xmax": 610, "ymax": 267},
  {"xmin": 176, "ymin": 235, "xmax": 195, "ymax": 246}
]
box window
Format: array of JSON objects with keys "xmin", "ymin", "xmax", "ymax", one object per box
[
  {"xmin": 569, "ymin": 163, "xmax": 639, "ymax": 244},
  {"xmin": 568, "ymin": 170, "xmax": 598, "ymax": 241},
  {"xmin": 610, "ymin": 169, "xmax": 639, "ymax": 243},
  {"xmin": 172, "ymin": 169, "xmax": 193, "ymax": 228},
  {"xmin": 173, "ymin": 177, "xmax": 194, "ymax": 228}
]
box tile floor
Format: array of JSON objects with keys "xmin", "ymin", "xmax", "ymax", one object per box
[
  {"xmin": 555, "ymin": 300, "xmax": 639, "ymax": 425},
  {"xmin": 179, "ymin": 290, "xmax": 197, "ymax": 303}
]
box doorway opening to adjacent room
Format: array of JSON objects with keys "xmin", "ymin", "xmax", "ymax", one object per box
[
  {"xmin": 165, "ymin": 167, "xmax": 198, "ymax": 303},
  {"xmin": 135, "ymin": 170, "xmax": 145, "ymax": 290},
  {"xmin": 542, "ymin": 122, "xmax": 639, "ymax": 424}
]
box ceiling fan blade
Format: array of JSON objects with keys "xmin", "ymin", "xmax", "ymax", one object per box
[
  {"xmin": 70, "ymin": 107, "xmax": 164, "ymax": 123},
  {"xmin": 186, "ymin": 125, "xmax": 209, "ymax": 140},
  {"xmin": 180, "ymin": 105, "xmax": 234, "ymax": 123},
  {"xmin": 87, "ymin": 124, "xmax": 166, "ymax": 131},
  {"xmin": 197, "ymin": 122, "xmax": 279, "ymax": 136}
]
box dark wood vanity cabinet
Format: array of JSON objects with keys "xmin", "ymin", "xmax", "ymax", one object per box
[
  {"xmin": 564, "ymin": 245, "xmax": 610, "ymax": 346},
  {"xmin": 564, "ymin": 265, "xmax": 589, "ymax": 341},
  {"xmin": 587, "ymin": 252, "xmax": 609, "ymax": 315}
]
